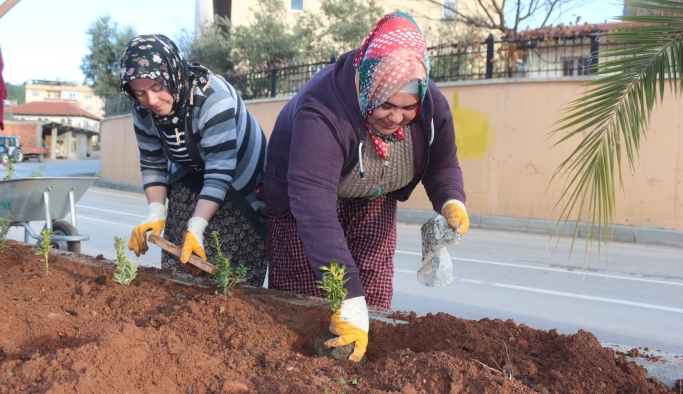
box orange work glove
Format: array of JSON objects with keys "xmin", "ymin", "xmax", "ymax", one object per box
[
  {"xmin": 128, "ymin": 202, "xmax": 166, "ymax": 256},
  {"xmin": 442, "ymin": 200, "xmax": 469, "ymax": 236},
  {"xmin": 324, "ymin": 296, "xmax": 369, "ymax": 362},
  {"xmin": 180, "ymin": 216, "xmax": 208, "ymax": 268}
]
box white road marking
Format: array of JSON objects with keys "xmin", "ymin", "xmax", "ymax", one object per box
[
  {"xmin": 396, "ymin": 250, "xmax": 683, "ymax": 287},
  {"xmin": 77, "ymin": 215, "xmax": 136, "ymax": 228},
  {"xmin": 394, "ymin": 268, "xmax": 683, "ymax": 314},
  {"xmin": 77, "ymin": 205, "xmax": 146, "ymax": 218},
  {"xmin": 86, "ymin": 189, "xmax": 146, "ymax": 200}
]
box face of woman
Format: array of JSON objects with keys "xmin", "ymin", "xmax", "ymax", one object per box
[
  {"xmin": 127, "ymin": 78, "xmax": 174, "ymax": 116},
  {"xmin": 367, "ymin": 92, "xmax": 420, "ymax": 135}
]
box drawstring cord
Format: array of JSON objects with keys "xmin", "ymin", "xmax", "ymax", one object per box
[{"xmin": 358, "ymin": 141, "xmax": 365, "ymax": 180}]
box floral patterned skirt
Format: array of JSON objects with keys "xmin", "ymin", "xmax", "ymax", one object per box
[{"xmin": 161, "ymin": 182, "xmax": 268, "ymax": 287}]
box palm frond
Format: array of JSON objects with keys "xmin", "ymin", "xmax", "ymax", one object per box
[{"xmin": 549, "ymin": 0, "xmax": 683, "ymax": 263}]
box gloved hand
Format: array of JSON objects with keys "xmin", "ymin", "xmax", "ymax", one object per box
[
  {"xmin": 180, "ymin": 217, "xmax": 208, "ymax": 267},
  {"xmin": 442, "ymin": 200, "xmax": 469, "ymax": 236},
  {"xmin": 129, "ymin": 202, "xmax": 166, "ymax": 256},
  {"xmin": 324, "ymin": 296, "xmax": 369, "ymax": 362}
]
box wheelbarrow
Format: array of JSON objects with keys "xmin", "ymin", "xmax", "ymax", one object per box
[{"xmin": 0, "ymin": 177, "xmax": 97, "ymax": 253}]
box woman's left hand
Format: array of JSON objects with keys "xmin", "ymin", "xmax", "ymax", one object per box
[
  {"xmin": 442, "ymin": 200, "xmax": 469, "ymax": 236},
  {"xmin": 180, "ymin": 217, "xmax": 209, "ymax": 269}
]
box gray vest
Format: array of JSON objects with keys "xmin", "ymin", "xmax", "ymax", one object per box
[{"xmin": 338, "ymin": 126, "xmax": 416, "ymax": 199}]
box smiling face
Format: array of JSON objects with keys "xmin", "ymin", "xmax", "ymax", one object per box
[
  {"xmin": 367, "ymin": 92, "xmax": 420, "ymax": 135},
  {"xmin": 127, "ymin": 78, "xmax": 174, "ymax": 116}
]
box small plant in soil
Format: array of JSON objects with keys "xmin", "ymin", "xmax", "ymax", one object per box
[
  {"xmin": 211, "ymin": 231, "xmax": 247, "ymax": 295},
  {"xmin": 112, "ymin": 236, "xmax": 138, "ymax": 287},
  {"xmin": 317, "ymin": 259, "xmax": 349, "ymax": 313},
  {"xmin": 31, "ymin": 163, "xmax": 47, "ymax": 178},
  {"xmin": 3, "ymin": 159, "xmax": 16, "ymax": 180},
  {"xmin": 324, "ymin": 377, "xmax": 358, "ymax": 394},
  {"xmin": 314, "ymin": 260, "xmax": 357, "ymax": 361},
  {"xmin": 35, "ymin": 228, "xmax": 53, "ymax": 276},
  {"xmin": 0, "ymin": 211, "xmax": 11, "ymax": 250}
]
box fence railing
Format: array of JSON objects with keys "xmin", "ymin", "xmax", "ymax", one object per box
[
  {"xmin": 106, "ymin": 31, "xmax": 632, "ymax": 116},
  {"xmin": 226, "ymin": 57, "xmax": 337, "ymax": 100},
  {"xmin": 105, "ymin": 94, "xmax": 133, "ymax": 118}
]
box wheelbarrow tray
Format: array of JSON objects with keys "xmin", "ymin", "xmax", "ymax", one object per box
[{"xmin": 0, "ymin": 177, "xmax": 96, "ymax": 223}]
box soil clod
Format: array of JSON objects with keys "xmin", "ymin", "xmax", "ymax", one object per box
[{"xmin": 314, "ymin": 332, "xmax": 355, "ymax": 361}]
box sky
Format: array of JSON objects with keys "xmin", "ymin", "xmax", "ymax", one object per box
[{"xmin": 0, "ymin": 0, "xmax": 624, "ymax": 85}]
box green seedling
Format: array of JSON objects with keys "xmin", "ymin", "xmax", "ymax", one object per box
[
  {"xmin": 211, "ymin": 231, "xmax": 247, "ymax": 295},
  {"xmin": 0, "ymin": 211, "xmax": 11, "ymax": 250},
  {"xmin": 31, "ymin": 163, "xmax": 47, "ymax": 178},
  {"xmin": 317, "ymin": 259, "xmax": 349, "ymax": 313},
  {"xmin": 113, "ymin": 236, "xmax": 138, "ymax": 287},
  {"xmin": 94, "ymin": 171, "xmax": 102, "ymax": 179},
  {"xmin": 35, "ymin": 228, "xmax": 53, "ymax": 276}
]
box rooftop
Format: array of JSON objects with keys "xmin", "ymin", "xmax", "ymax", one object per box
[{"xmin": 7, "ymin": 101, "xmax": 101, "ymax": 121}]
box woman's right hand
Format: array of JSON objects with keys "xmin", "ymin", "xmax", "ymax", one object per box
[
  {"xmin": 324, "ymin": 296, "xmax": 369, "ymax": 362},
  {"xmin": 129, "ymin": 202, "xmax": 166, "ymax": 256}
]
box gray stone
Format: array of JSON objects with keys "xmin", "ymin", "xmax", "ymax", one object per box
[{"xmin": 314, "ymin": 332, "xmax": 363, "ymax": 362}]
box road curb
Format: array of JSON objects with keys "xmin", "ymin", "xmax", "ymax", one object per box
[{"xmin": 397, "ymin": 210, "xmax": 683, "ymax": 249}]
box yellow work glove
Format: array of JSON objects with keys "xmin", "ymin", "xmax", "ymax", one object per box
[
  {"xmin": 129, "ymin": 202, "xmax": 166, "ymax": 256},
  {"xmin": 324, "ymin": 296, "xmax": 369, "ymax": 362},
  {"xmin": 180, "ymin": 217, "xmax": 208, "ymax": 274},
  {"xmin": 442, "ymin": 200, "xmax": 469, "ymax": 236}
]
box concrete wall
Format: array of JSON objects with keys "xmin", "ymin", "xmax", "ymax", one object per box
[
  {"xmin": 100, "ymin": 78, "xmax": 683, "ymax": 231},
  {"xmin": 100, "ymin": 115, "xmax": 143, "ymax": 187}
]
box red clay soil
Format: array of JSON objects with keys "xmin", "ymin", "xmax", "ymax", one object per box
[{"xmin": 0, "ymin": 239, "xmax": 677, "ymax": 394}]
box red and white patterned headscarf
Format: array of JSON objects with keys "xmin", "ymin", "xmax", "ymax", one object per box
[{"xmin": 354, "ymin": 12, "xmax": 430, "ymax": 159}]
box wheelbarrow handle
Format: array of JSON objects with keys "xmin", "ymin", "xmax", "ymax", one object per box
[{"xmin": 147, "ymin": 235, "xmax": 217, "ymax": 274}]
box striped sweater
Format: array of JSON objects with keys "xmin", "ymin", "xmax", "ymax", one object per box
[{"xmin": 132, "ymin": 75, "xmax": 267, "ymax": 215}]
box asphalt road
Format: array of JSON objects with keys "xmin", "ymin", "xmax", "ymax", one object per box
[{"xmin": 6, "ymin": 159, "xmax": 683, "ymax": 356}]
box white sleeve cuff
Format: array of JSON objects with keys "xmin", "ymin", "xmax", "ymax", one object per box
[
  {"xmin": 442, "ymin": 199, "xmax": 466, "ymax": 214},
  {"xmin": 339, "ymin": 296, "xmax": 369, "ymax": 331},
  {"xmin": 187, "ymin": 216, "xmax": 209, "ymax": 235},
  {"xmin": 147, "ymin": 202, "xmax": 167, "ymax": 221}
]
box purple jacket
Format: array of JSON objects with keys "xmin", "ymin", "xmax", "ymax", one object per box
[{"xmin": 261, "ymin": 49, "xmax": 466, "ymax": 299}]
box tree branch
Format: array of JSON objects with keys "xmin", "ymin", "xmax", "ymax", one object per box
[
  {"xmin": 423, "ymin": 0, "xmax": 500, "ymax": 31},
  {"xmin": 476, "ymin": 0, "xmax": 503, "ymax": 31},
  {"xmin": 0, "ymin": 0, "xmax": 20, "ymax": 19}
]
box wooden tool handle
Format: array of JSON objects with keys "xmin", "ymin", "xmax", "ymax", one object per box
[{"xmin": 148, "ymin": 235, "xmax": 217, "ymax": 274}]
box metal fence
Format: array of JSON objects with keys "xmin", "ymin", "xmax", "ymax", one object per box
[
  {"xmin": 105, "ymin": 94, "xmax": 133, "ymax": 118},
  {"xmin": 106, "ymin": 31, "xmax": 632, "ymax": 116},
  {"xmin": 226, "ymin": 57, "xmax": 336, "ymax": 100}
]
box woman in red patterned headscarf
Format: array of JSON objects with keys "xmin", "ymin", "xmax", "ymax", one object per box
[{"xmin": 260, "ymin": 12, "xmax": 469, "ymax": 362}]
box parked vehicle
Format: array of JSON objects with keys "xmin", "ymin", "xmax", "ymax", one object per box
[{"xmin": 0, "ymin": 136, "xmax": 49, "ymax": 163}]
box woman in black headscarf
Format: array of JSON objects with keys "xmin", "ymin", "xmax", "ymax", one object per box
[{"xmin": 119, "ymin": 34, "xmax": 268, "ymax": 285}]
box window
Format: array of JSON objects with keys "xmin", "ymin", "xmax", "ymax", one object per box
[
  {"xmin": 85, "ymin": 94, "xmax": 92, "ymax": 99},
  {"xmin": 443, "ymin": 1, "xmax": 456, "ymax": 20},
  {"xmin": 32, "ymin": 91, "xmax": 39, "ymax": 97},
  {"xmin": 64, "ymin": 91, "xmax": 77, "ymax": 100},
  {"xmin": 290, "ymin": 0, "xmax": 303, "ymax": 11},
  {"xmin": 563, "ymin": 57, "xmax": 591, "ymax": 76},
  {"xmin": 48, "ymin": 91, "xmax": 61, "ymax": 99}
]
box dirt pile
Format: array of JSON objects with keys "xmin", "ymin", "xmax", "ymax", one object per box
[{"xmin": 0, "ymin": 240, "xmax": 676, "ymax": 393}]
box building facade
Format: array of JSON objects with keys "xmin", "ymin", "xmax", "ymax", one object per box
[
  {"xmin": 200, "ymin": 0, "xmax": 484, "ymax": 46},
  {"xmin": 24, "ymin": 80, "xmax": 105, "ymax": 118},
  {"xmin": 4, "ymin": 101, "xmax": 100, "ymax": 160}
]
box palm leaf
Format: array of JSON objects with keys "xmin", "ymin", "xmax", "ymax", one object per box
[{"xmin": 549, "ymin": 0, "xmax": 683, "ymax": 263}]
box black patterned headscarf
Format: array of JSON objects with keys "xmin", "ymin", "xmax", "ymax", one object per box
[{"xmin": 119, "ymin": 34, "xmax": 208, "ymax": 127}]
